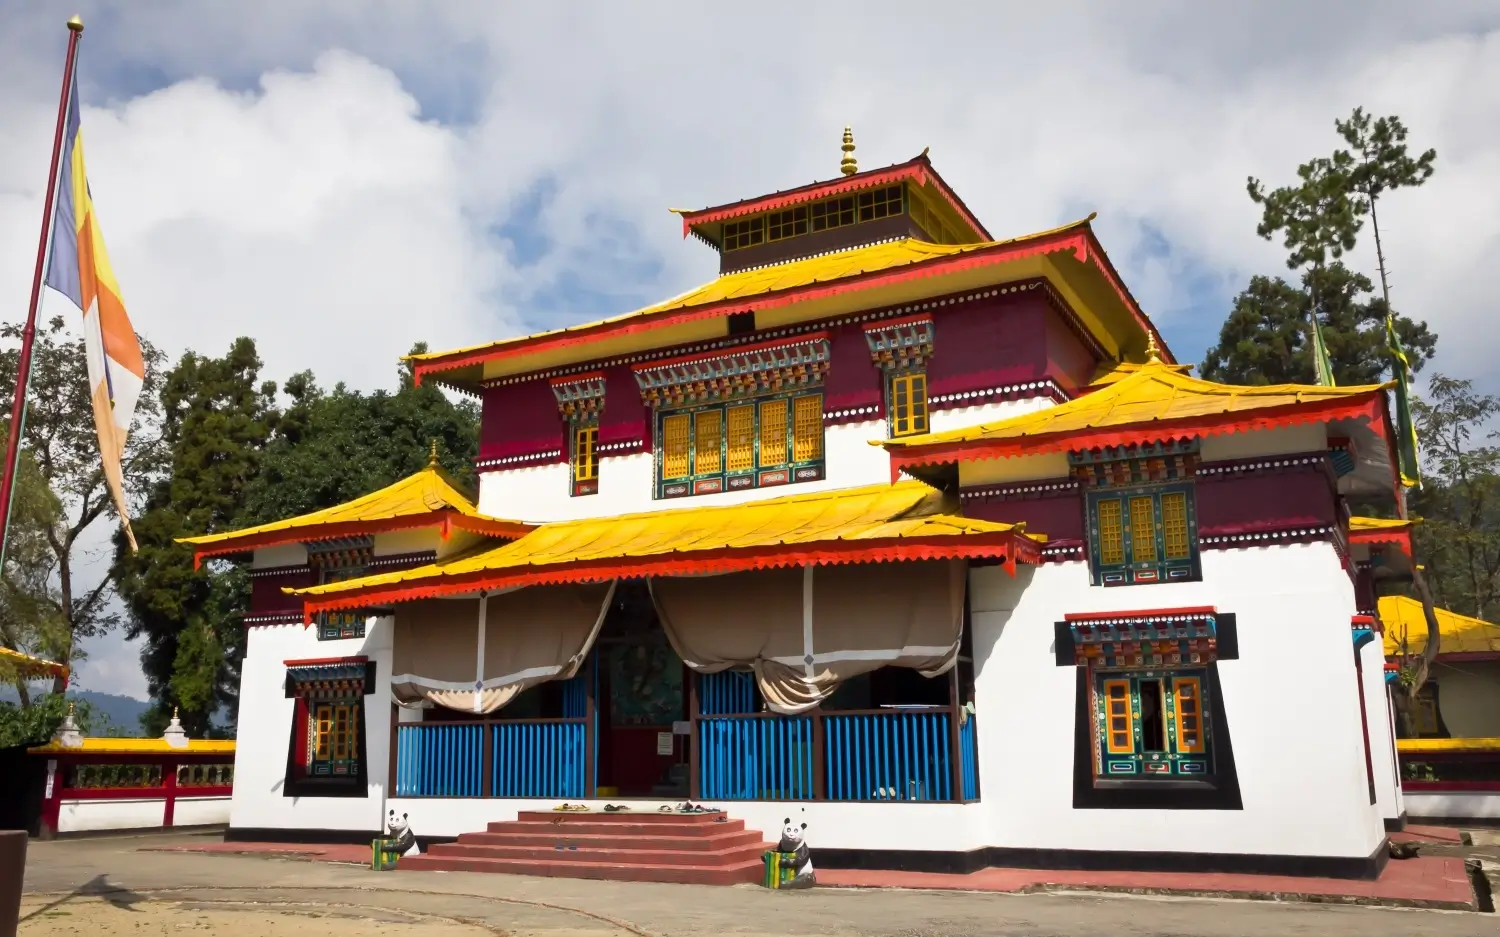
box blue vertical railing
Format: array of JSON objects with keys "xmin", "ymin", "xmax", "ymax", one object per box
[
  {"xmin": 823, "ymin": 710, "xmax": 953, "ymax": 802},
  {"xmin": 699, "ymin": 715, "xmax": 815, "ymax": 800},
  {"xmin": 393, "ymin": 719, "xmax": 586, "ymax": 798},
  {"xmin": 561, "ymin": 669, "xmax": 588, "ymax": 719},
  {"xmin": 959, "ymin": 714, "xmax": 978, "ymax": 801},
  {"xmin": 699, "ymin": 670, "xmax": 758, "ymax": 715},
  {"xmin": 395, "ymin": 723, "xmax": 484, "ymax": 797},
  {"xmin": 490, "ymin": 720, "xmax": 586, "ymax": 799}
]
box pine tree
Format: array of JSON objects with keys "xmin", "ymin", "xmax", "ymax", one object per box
[{"xmin": 112, "ymin": 338, "xmax": 278, "ymax": 736}]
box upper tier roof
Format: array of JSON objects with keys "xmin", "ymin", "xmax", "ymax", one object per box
[
  {"xmin": 883, "ymin": 357, "xmax": 1393, "ymax": 470},
  {"xmin": 177, "ymin": 454, "xmax": 533, "ymax": 564},
  {"xmin": 675, "ymin": 151, "xmax": 990, "ymax": 248},
  {"xmin": 408, "ymin": 218, "xmax": 1170, "ymax": 392},
  {"xmin": 1381, "ymin": 596, "xmax": 1500, "ymax": 659},
  {"xmin": 290, "ymin": 480, "xmax": 1043, "ymax": 615}
]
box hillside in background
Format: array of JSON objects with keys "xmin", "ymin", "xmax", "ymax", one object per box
[{"xmin": 0, "ymin": 688, "xmax": 148, "ymax": 737}]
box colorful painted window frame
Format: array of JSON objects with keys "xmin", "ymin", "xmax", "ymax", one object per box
[
  {"xmin": 655, "ymin": 391, "xmax": 825, "ymax": 499},
  {"xmin": 1085, "ymin": 482, "xmax": 1200, "ymax": 586},
  {"xmin": 317, "ymin": 566, "xmax": 369, "ymax": 640},
  {"xmin": 308, "ymin": 699, "xmax": 361, "ymax": 777},
  {"xmin": 1092, "ymin": 668, "xmax": 1213, "ymax": 780}
]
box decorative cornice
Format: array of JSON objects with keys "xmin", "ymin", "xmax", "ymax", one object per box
[
  {"xmin": 480, "ymin": 282, "xmax": 1048, "ymax": 390},
  {"xmin": 632, "ymin": 333, "xmax": 831, "ymax": 409},
  {"xmin": 1196, "ymin": 452, "xmax": 1330, "ymax": 478},
  {"xmin": 475, "ymin": 448, "xmax": 565, "ymax": 470},
  {"xmin": 961, "ymin": 477, "xmax": 1080, "ymax": 501},
  {"xmin": 549, "ymin": 372, "xmax": 607, "ymax": 421},
  {"xmin": 864, "ymin": 314, "xmax": 934, "ymax": 372},
  {"xmin": 1198, "ymin": 526, "xmax": 1335, "ymax": 549},
  {"xmin": 248, "ymin": 564, "xmax": 310, "ymax": 579}
]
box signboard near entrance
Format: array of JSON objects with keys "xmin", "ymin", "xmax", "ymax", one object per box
[{"xmin": 656, "ymin": 732, "xmax": 674, "ymax": 756}]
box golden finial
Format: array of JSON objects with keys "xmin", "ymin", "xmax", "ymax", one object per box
[
  {"xmin": 840, "ymin": 126, "xmax": 858, "ymax": 176},
  {"xmin": 67, "ymin": 701, "xmax": 76, "ymax": 716},
  {"xmin": 428, "ymin": 439, "xmax": 440, "ymax": 467},
  {"xmin": 67, "ymin": 15, "xmax": 84, "ymax": 32},
  {"xmin": 172, "ymin": 706, "xmax": 179, "ymax": 719},
  {"xmin": 1145, "ymin": 332, "xmax": 1162, "ymax": 364}
]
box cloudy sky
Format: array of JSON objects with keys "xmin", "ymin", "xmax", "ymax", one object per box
[{"xmin": 3, "ymin": 1, "xmax": 1497, "ymax": 701}]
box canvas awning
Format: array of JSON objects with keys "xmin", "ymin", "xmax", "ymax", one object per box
[{"xmin": 288, "ymin": 480, "xmax": 1043, "ymax": 615}]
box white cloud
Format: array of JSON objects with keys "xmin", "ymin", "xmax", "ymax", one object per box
[{"xmin": 3, "ymin": 1, "xmax": 1498, "ymax": 699}]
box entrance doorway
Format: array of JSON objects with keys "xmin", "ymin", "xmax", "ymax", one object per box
[{"xmin": 594, "ymin": 582, "xmax": 689, "ymax": 798}]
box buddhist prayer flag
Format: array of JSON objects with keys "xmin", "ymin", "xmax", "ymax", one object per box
[
  {"xmin": 43, "ymin": 61, "xmax": 142, "ymax": 551},
  {"xmin": 1310, "ymin": 312, "xmax": 1336, "ymax": 388},
  {"xmin": 1386, "ymin": 314, "xmax": 1421, "ymax": 489}
]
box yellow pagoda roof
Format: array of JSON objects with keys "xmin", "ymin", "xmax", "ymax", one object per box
[
  {"xmin": 1381, "ymin": 596, "xmax": 1500, "ymax": 659},
  {"xmin": 28, "ymin": 737, "xmax": 236, "ymax": 756},
  {"xmin": 291, "ymin": 481, "xmax": 1044, "ymax": 615},
  {"xmin": 408, "ymin": 218, "xmax": 1170, "ymax": 390},
  {"xmin": 177, "ymin": 455, "xmax": 533, "ymax": 563},
  {"xmin": 1396, "ymin": 737, "xmax": 1500, "ymax": 755},
  {"xmin": 0, "ymin": 646, "xmax": 68, "ymax": 680},
  {"xmin": 884, "ymin": 358, "xmax": 1392, "ymax": 469}
]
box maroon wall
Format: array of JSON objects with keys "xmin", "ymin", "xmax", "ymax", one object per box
[
  {"xmin": 249, "ymin": 567, "xmax": 314, "ymax": 617},
  {"xmin": 1195, "ymin": 457, "xmax": 1340, "ymax": 538},
  {"xmin": 475, "ymin": 286, "xmax": 1107, "ymax": 466},
  {"xmin": 962, "ymin": 483, "xmax": 1086, "ymax": 543}
]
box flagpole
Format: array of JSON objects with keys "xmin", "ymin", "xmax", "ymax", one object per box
[{"xmin": 0, "ymin": 16, "xmax": 84, "ymax": 567}]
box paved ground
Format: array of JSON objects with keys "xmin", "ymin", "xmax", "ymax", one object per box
[{"xmin": 18, "ymin": 832, "xmax": 1497, "ymax": 937}]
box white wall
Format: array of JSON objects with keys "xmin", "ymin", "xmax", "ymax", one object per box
[
  {"xmin": 57, "ymin": 798, "xmax": 167, "ymax": 833},
  {"xmin": 968, "ymin": 542, "xmax": 1385, "ymax": 860},
  {"xmin": 1359, "ymin": 639, "xmax": 1403, "ymax": 825},
  {"xmin": 230, "ymin": 616, "xmax": 395, "ymax": 834},
  {"xmin": 478, "ymin": 399, "xmax": 1050, "ymax": 523},
  {"xmin": 1403, "ymin": 791, "xmax": 1500, "ymax": 821},
  {"xmin": 1432, "ymin": 660, "xmax": 1500, "ymax": 738},
  {"xmin": 387, "ymin": 796, "xmax": 986, "ymax": 852},
  {"xmin": 171, "ymin": 796, "xmax": 232, "ymax": 827}
]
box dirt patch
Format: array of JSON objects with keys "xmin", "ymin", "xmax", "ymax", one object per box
[{"xmin": 18, "ymin": 895, "xmax": 500, "ymax": 935}]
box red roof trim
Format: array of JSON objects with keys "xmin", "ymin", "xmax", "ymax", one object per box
[
  {"xmin": 191, "ymin": 511, "xmax": 533, "ymax": 568},
  {"xmin": 299, "ymin": 532, "xmax": 1042, "ymax": 619},
  {"xmin": 413, "ymin": 227, "xmax": 1104, "ymax": 385},
  {"xmin": 679, "ymin": 156, "xmax": 990, "ymax": 242},
  {"xmin": 889, "ymin": 394, "xmax": 1387, "ymax": 475},
  {"xmin": 1064, "ymin": 606, "xmax": 1218, "ymax": 623},
  {"xmin": 1349, "ymin": 527, "xmax": 1414, "ymax": 555},
  {"xmin": 548, "ymin": 371, "xmax": 606, "ymax": 387},
  {"xmin": 283, "ymin": 655, "xmax": 369, "ymax": 667},
  {"xmin": 634, "ymin": 330, "xmax": 831, "ymax": 374}
]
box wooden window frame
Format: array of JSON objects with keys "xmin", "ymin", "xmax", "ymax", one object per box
[
  {"xmin": 570, "ymin": 423, "xmax": 599, "ymax": 496},
  {"xmin": 308, "ymin": 698, "xmax": 362, "ymax": 778},
  {"xmin": 316, "ymin": 566, "xmax": 369, "ymax": 641},
  {"xmin": 655, "ymin": 392, "xmax": 825, "ymax": 499},
  {"xmin": 722, "ymin": 216, "xmax": 765, "ymax": 251},
  {"xmin": 1086, "ymin": 481, "xmax": 1200, "ymax": 587},
  {"xmin": 887, "ymin": 370, "xmax": 929, "ymax": 438},
  {"xmin": 1093, "ymin": 668, "xmax": 1213, "ymax": 781}
]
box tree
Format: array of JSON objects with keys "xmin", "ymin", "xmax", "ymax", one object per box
[
  {"xmin": 0, "ymin": 447, "xmax": 67, "ymax": 708},
  {"xmin": 0, "ymin": 316, "xmax": 167, "ymax": 695},
  {"xmin": 112, "ymin": 338, "xmax": 279, "ymax": 736},
  {"xmin": 1200, "ymin": 264, "xmax": 1435, "ymax": 385},
  {"xmin": 1335, "ymin": 108, "xmax": 1437, "ymax": 316},
  {"xmin": 1407, "ymin": 377, "xmax": 1500, "ymax": 621},
  {"xmin": 1246, "ymin": 152, "xmax": 1366, "ymax": 382},
  {"xmin": 0, "ymin": 693, "xmax": 97, "ymax": 750},
  {"xmin": 240, "ymin": 344, "xmax": 479, "ymax": 526}
]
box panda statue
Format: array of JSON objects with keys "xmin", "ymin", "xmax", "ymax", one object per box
[
  {"xmin": 385, "ymin": 810, "xmax": 420, "ymax": 858},
  {"xmin": 777, "ymin": 818, "xmax": 815, "ymax": 889}
]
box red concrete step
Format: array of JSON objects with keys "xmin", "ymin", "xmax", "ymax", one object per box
[
  {"xmin": 398, "ymin": 852, "xmax": 766, "ymax": 886},
  {"xmin": 512, "ymin": 809, "xmax": 733, "ymax": 826},
  {"xmin": 455, "ymin": 828, "xmax": 764, "ymax": 852},
  {"xmin": 486, "ymin": 818, "xmax": 746, "ymax": 838},
  {"xmin": 426, "ymin": 840, "xmax": 773, "ymax": 867}
]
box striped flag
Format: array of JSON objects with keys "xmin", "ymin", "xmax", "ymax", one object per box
[
  {"xmin": 1310, "ymin": 313, "xmax": 1336, "ymax": 388},
  {"xmin": 43, "ymin": 61, "xmax": 143, "ymax": 551}
]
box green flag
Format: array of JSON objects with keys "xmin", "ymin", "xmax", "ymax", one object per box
[
  {"xmin": 1386, "ymin": 314, "xmax": 1421, "ymax": 488},
  {"xmin": 1310, "ymin": 312, "xmax": 1336, "ymax": 387}
]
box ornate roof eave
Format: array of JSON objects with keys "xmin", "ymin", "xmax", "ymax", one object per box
[
  {"xmin": 187, "ymin": 511, "xmax": 534, "ymax": 569},
  {"xmin": 292, "ymin": 532, "xmax": 1044, "ymax": 620},
  {"xmin": 883, "ymin": 392, "xmax": 1390, "ymax": 477},
  {"xmin": 406, "ymin": 220, "xmax": 1171, "ymax": 391},
  {"xmin": 677, "ymin": 153, "xmax": 991, "ymax": 243}
]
